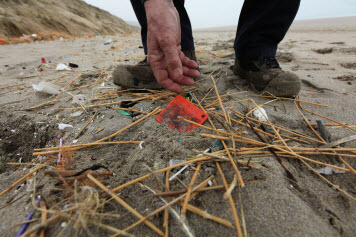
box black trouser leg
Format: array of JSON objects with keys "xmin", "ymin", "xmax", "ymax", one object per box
[
  {"xmin": 234, "ymin": 0, "xmax": 300, "ymax": 61},
  {"xmin": 130, "ymin": 0, "xmax": 195, "ymax": 55}
]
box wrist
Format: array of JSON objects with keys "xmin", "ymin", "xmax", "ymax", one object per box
[{"xmin": 144, "ymin": 0, "xmax": 174, "ymax": 10}]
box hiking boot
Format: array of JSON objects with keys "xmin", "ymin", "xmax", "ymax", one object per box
[
  {"xmin": 233, "ymin": 57, "xmax": 301, "ymax": 97},
  {"xmin": 113, "ymin": 50, "xmax": 197, "ymax": 90}
]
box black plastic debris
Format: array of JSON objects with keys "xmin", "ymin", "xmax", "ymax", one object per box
[
  {"xmin": 69, "ymin": 63, "xmax": 79, "ymax": 68},
  {"xmin": 120, "ymin": 101, "xmax": 138, "ymax": 108}
]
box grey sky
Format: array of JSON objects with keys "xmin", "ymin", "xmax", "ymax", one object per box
[{"xmin": 84, "ymin": 0, "xmax": 356, "ymax": 29}]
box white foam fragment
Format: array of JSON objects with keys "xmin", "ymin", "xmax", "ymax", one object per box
[
  {"xmin": 58, "ymin": 124, "xmax": 73, "ymax": 130},
  {"xmin": 56, "ymin": 63, "xmax": 71, "ymax": 71},
  {"xmin": 253, "ymin": 106, "xmax": 268, "ymax": 122},
  {"xmin": 316, "ymin": 164, "xmax": 346, "ymax": 175},
  {"xmin": 70, "ymin": 111, "xmax": 83, "ymax": 117}
]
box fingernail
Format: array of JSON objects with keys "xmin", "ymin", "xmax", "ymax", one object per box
[{"xmin": 174, "ymin": 68, "xmax": 182, "ymax": 78}]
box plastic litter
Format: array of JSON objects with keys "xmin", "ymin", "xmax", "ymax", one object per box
[
  {"xmin": 316, "ymin": 165, "xmax": 346, "ymax": 175},
  {"xmin": 32, "ymin": 81, "xmax": 61, "ymax": 95},
  {"xmin": 68, "ymin": 63, "xmax": 78, "ymax": 68},
  {"xmin": 71, "ymin": 111, "xmax": 84, "ymax": 117},
  {"xmin": 72, "ymin": 94, "xmax": 86, "ymax": 105},
  {"xmin": 253, "ymin": 106, "xmax": 268, "ymax": 122},
  {"xmin": 16, "ymin": 196, "xmax": 41, "ymax": 237},
  {"xmin": 104, "ymin": 39, "xmax": 112, "ymax": 45},
  {"xmin": 41, "ymin": 58, "xmax": 46, "ymax": 63},
  {"xmin": 56, "ymin": 63, "xmax": 71, "ymax": 71},
  {"xmin": 211, "ymin": 139, "xmax": 224, "ymax": 150},
  {"xmin": 169, "ymin": 164, "xmax": 190, "ymax": 181},
  {"xmin": 156, "ymin": 95, "xmax": 208, "ymax": 132},
  {"xmin": 170, "ymin": 160, "xmax": 186, "ymax": 167},
  {"xmin": 118, "ymin": 110, "xmax": 131, "ymax": 116},
  {"xmin": 58, "ymin": 124, "xmax": 73, "ymax": 130},
  {"xmin": 57, "ymin": 138, "xmax": 63, "ymax": 165}
]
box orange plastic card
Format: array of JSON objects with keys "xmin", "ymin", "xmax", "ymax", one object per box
[{"xmin": 156, "ymin": 95, "xmax": 208, "ymax": 132}]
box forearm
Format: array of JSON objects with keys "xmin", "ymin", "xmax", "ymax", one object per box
[{"xmin": 144, "ymin": 0, "xmax": 176, "ymax": 23}]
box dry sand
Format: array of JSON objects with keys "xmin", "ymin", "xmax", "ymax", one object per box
[{"xmin": 0, "ymin": 17, "xmax": 355, "ymax": 236}]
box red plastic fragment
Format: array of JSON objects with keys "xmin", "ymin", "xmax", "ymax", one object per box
[
  {"xmin": 156, "ymin": 95, "xmax": 208, "ymax": 133},
  {"xmin": 41, "ymin": 58, "xmax": 46, "ymax": 63}
]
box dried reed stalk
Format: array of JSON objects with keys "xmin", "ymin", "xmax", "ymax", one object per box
[
  {"xmin": 112, "ymin": 156, "xmax": 212, "ymax": 192},
  {"xmin": 216, "ymin": 162, "xmax": 243, "ymax": 237},
  {"xmin": 211, "ymin": 76, "xmax": 228, "ymax": 123},
  {"xmin": 164, "ymin": 170, "xmax": 170, "ymax": 237},
  {"xmin": 122, "ymin": 176, "xmax": 213, "ymax": 233},
  {"xmin": 40, "ymin": 199, "xmax": 47, "ymax": 237},
  {"xmin": 67, "ymin": 92, "xmax": 87, "ymax": 113},
  {"xmin": 181, "ymin": 163, "xmax": 202, "ymax": 219},
  {"xmin": 0, "ymin": 164, "xmax": 44, "ymax": 197},
  {"xmin": 294, "ymin": 101, "xmax": 326, "ymax": 144},
  {"xmin": 152, "ymin": 185, "xmax": 225, "ymax": 197},
  {"xmin": 223, "ymin": 174, "xmax": 237, "ymax": 200},
  {"xmin": 54, "ymin": 73, "xmax": 82, "ymax": 101},
  {"xmin": 299, "ymin": 100, "xmax": 356, "ymax": 133},
  {"xmin": 232, "ymin": 110, "xmax": 322, "ymax": 144},
  {"xmin": 74, "ymin": 111, "xmax": 97, "ymax": 139},
  {"xmin": 136, "ymin": 183, "xmax": 194, "ymax": 237},
  {"xmin": 248, "ymin": 100, "xmax": 356, "ymax": 201},
  {"xmin": 0, "ymin": 86, "xmax": 31, "ymax": 96},
  {"xmin": 21, "ymin": 214, "xmax": 61, "ymax": 237},
  {"xmin": 0, "ymin": 82, "xmax": 26, "ymax": 90},
  {"xmin": 94, "ymin": 106, "xmax": 160, "ymax": 143},
  {"xmin": 33, "ymin": 141, "xmax": 141, "ymax": 156},
  {"xmin": 87, "ymin": 174, "xmax": 165, "ymax": 236},
  {"xmin": 114, "ymin": 108, "xmax": 149, "ymax": 115},
  {"xmin": 191, "ymin": 93, "xmax": 245, "ymax": 187},
  {"xmin": 250, "ymin": 94, "xmax": 328, "ymax": 107},
  {"xmin": 179, "ymin": 202, "xmax": 235, "ymax": 229},
  {"xmin": 27, "ymin": 100, "xmax": 56, "ymax": 110}
]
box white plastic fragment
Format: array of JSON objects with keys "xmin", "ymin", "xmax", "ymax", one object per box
[
  {"xmin": 61, "ymin": 222, "xmax": 67, "ymax": 228},
  {"xmin": 253, "ymin": 106, "xmax": 268, "ymax": 122},
  {"xmin": 32, "ymin": 81, "xmax": 61, "ymax": 95},
  {"xmin": 197, "ymin": 148, "xmax": 211, "ymax": 157},
  {"xmin": 72, "ymin": 94, "xmax": 86, "ymax": 104},
  {"xmin": 31, "ymin": 34, "xmax": 37, "ymax": 37},
  {"xmin": 169, "ymin": 160, "xmax": 186, "ymax": 167},
  {"xmin": 139, "ymin": 141, "xmax": 145, "ymax": 149},
  {"xmin": 72, "ymin": 140, "xmax": 78, "ymax": 144},
  {"xmin": 315, "ymin": 164, "xmax": 346, "ymax": 175},
  {"xmin": 58, "ymin": 124, "xmax": 73, "ymax": 130},
  {"xmin": 169, "ymin": 164, "xmax": 189, "ymax": 181},
  {"xmin": 70, "ymin": 111, "xmax": 83, "ymax": 117},
  {"xmin": 56, "ymin": 63, "xmax": 71, "ymax": 71}
]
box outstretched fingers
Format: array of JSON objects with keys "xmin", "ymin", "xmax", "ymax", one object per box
[
  {"xmin": 154, "ymin": 68, "xmax": 184, "ymax": 93},
  {"xmin": 180, "ymin": 51, "xmax": 199, "ymax": 69},
  {"xmin": 183, "ymin": 66, "xmax": 200, "ymax": 78},
  {"xmin": 159, "ymin": 37, "xmax": 183, "ymax": 80}
]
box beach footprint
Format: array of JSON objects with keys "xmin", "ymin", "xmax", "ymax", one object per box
[
  {"xmin": 340, "ymin": 62, "xmax": 356, "ymax": 70},
  {"xmin": 312, "ymin": 48, "xmax": 333, "ymax": 54}
]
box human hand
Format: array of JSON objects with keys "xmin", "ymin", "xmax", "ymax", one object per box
[{"xmin": 144, "ymin": 0, "xmax": 200, "ymax": 93}]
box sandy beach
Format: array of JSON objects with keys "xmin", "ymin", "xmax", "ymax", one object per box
[{"xmin": 0, "ymin": 16, "xmax": 355, "ymax": 236}]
